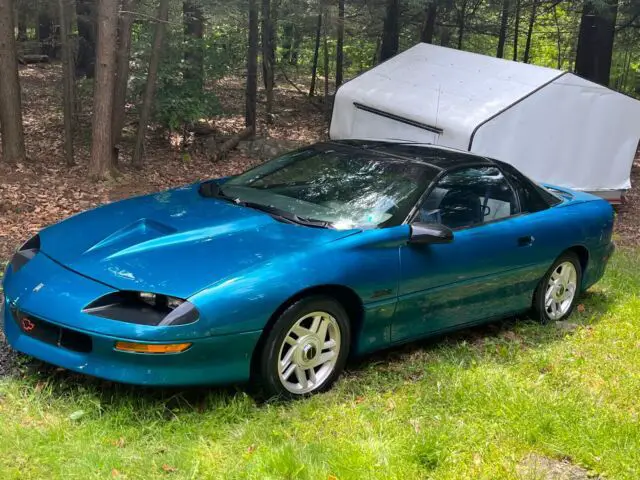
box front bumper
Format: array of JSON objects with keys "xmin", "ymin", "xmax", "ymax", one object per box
[{"xmin": 2, "ymin": 254, "xmax": 261, "ymax": 386}]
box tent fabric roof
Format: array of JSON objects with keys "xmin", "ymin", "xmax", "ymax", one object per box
[
  {"xmin": 331, "ymin": 43, "xmax": 640, "ymax": 194},
  {"xmin": 332, "ymin": 43, "xmax": 564, "ymax": 144}
]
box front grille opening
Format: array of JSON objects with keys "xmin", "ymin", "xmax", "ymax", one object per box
[
  {"xmin": 59, "ymin": 328, "xmax": 92, "ymax": 353},
  {"xmin": 13, "ymin": 311, "xmax": 93, "ymax": 354}
]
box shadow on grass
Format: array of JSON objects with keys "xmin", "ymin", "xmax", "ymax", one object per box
[
  {"xmin": 1, "ymin": 288, "xmax": 615, "ymax": 412},
  {"xmin": 344, "ymin": 289, "xmax": 614, "ymax": 386}
]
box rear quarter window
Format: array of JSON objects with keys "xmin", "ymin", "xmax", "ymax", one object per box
[{"xmin": 496, "ymin": 162, "xmax": 562, "ymax": 211}]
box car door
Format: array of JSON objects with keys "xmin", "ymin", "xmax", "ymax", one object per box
[{"xmin": 392, "ymin": 165, "xmax": 547, "ymax": 343}]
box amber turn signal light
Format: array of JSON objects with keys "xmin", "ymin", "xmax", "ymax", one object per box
[{"xmin": 114, "ymin": 341, "xmax": 192, "ymax": 354}]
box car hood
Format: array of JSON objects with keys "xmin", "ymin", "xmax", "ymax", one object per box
[{"xmin": 38, "ymin": 184, "xmax": 357, "ymax": 298}]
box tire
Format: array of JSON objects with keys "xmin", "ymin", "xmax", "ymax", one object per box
[
  {"xmin": 255, "ymin": 296, "xmax": 351, "ymax": 399},
  {"xmin": 534, "ymin": 251, "xmax": 582, "ymax": 324}
]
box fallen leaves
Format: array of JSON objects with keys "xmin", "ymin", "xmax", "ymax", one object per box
[
  {"xmin": 112, "ymin": 437, "xmax": 126, "ymax": 448},
  {"xmin": 616, "ymin": 158, "xmax": 640, "ymax": 246}
]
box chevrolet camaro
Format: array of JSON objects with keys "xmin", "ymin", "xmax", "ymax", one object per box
[{"xmin": 2, "ymin": 141, "xmax": 615, "ymax": 397}]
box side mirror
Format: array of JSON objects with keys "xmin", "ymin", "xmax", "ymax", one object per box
[{"xmin": 409, "ymin": 222, "xmax": 454, "ymax": 244}]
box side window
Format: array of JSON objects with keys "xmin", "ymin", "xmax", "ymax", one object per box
[
  {"xmin": 497, "ymin": 162, "xmax": 553, "ymax": 212},
  {"xmin": 416, "ymin": 166, "xmax": 520, "ymax": 229}
]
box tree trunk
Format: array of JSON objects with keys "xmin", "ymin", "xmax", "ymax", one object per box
[
  {"xmin": 282, "ymin": 22, "xmax": 301, "ymax": 65},
  {"xmin": 372, "ymin": 34, "xmax": 381, "ymax": 65},
  {"xmin": 111, "ymin": 0, "xmax": 134, "ymax": 150},
  {"xmin": 620, "ymin": 46, "xmax": 632, "ymax": 91},
  {"xmin": 323, "ymin": 9, "xmax": 329, "ymax": 115},
  {"xmin": 420, "ymin": 1, "xmax": 437, "ymax": 44},
  {"xmin": 512, "ymin": 0, "xmax": 520, "ymax": 60},
  {"xmin": 523, "ymin": 0, "xmax": 536, "ymax": 63},
  {"xmin": 309, "ymin": 13, "xmax": 321, "ymax": 97},
  {"xmin": 456, "ymin": 2, "xmax": 466, "ymax": 50},
  {"xmin": 261, "ymin": 0, "xmax": 275, "ymax": 122},
  {"xmin": 0, "ymin": 0, "xmax": 26, "ymax": 163},
  {"xmin": 290, "ymin": 25, "xmax": 302, "ymax": 65},
  {"xmin": 59, "ymin": 0, "xmax": 75, "ymax": 165},
  {"xmin": 37, "ymin": 9, "xmax": 52, "ymax": 56},
  {"xmin": 132, "ymin": 0, "xmax": 169, "ymax": 169},
  {"xmin": 17, "ymin": 5, "xmax": 27, "ymax": 40},
  {"xmin": 183, "ymin": 0, "xmax": 204, "ymax": 92},
  {"xmin": 75, "ymin": 0, "xmax": 96, "ymax": 78},
  {"xmin": 575, "ymin": 0, "xmax": 618, "ymax": 86},
  {"xmin": 379, "ymin": 0, "xmax": 399, "ymax": 62},
  {"xmin": 282, "ymin": 22, "xmax": 293, "ymax": 62},
  {"xmin": 496, "ymin": 0, "xmax": 509, "ymax": 58},
  {"xmin": 211, "ymin": 127, "xmax": 254, "ymax": 162},
  {"xmin": 335, "ymin": 0, "xmax": 344, "ymax": 89},
  {"xmin": 245, "ymin": 0, "xmax": 258, "ymax": 130},
  {"xmin": 440, "ymin": 26, "xmax": 452, "ymax": 47},
  {"xmin": 552, "ymin": 4, "xmax": 562, "ymax": 69},
  {"xmin": 88, "ymin": 0, "xmax": 118, "ymax": 179}
]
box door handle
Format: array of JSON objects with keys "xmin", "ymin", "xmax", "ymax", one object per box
[{"xmin": 517, "ymin": 235, "xmax": 535, "ymax": 247}]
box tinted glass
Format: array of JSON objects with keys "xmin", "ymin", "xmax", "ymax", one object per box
[
  {"xmin": 416, "ymin": 166, "xmax": 519, "ymax": 229},
  {"xmin": 497, "ymin": 161, "xmax": 560, "ymax": 211},
  {"xmin": 222, "ymin": 146, "xmax": 439, "ymax": 229}
]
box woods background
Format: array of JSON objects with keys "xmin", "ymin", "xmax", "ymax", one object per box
[{"xmin": 0, "ymin": 0, "xmax": 638, "ymax": 180}]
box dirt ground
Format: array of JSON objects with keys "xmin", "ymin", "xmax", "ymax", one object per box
[{"xmin": 0, "ymin": 63, "xmax": 638, "ymax": 262}]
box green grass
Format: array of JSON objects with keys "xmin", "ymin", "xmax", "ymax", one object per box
[{"xmin": 1, "ymin": 250, "xmax": 639, "ymax": 479}]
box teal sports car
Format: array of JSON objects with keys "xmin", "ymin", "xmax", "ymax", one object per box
[{"xmin": 2, "ymin": 141, "xmax": 615, "ymax": 397}]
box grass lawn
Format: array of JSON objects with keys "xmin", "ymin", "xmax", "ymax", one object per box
[{"xmin": 0, "ymin": 249, "xmax": 639, "ymax": 479}]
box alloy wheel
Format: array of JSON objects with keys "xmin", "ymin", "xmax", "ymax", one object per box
[
  {"xmin": 544, "ymin": 261, "xmax": 578, "ymax": 320},
  {"xmin": 277, "ymin": 311, "xmax": 341, "ymax": 394}
]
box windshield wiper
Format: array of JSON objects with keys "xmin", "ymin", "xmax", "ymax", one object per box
[
  {"xmin": 199, "ymin": 181, "xmax": 331, "ymax": 229},
  {"xmin": 239, "ymin": 201, "xmax": 333, "ymax": 229}
]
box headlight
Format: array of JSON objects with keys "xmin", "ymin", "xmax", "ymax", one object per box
[
  {"xmin": 10, "ymin": 234, "xmax": 40, "ymax": 273},
  {"xmin": 138, "ymin": 292, "xmax": 184, "ymax": 310},
  {"xmin": 83, "ymin": 291, "xmax": 199, "ymax": 326}
]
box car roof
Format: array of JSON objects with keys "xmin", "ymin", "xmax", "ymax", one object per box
[{"xmin": 327, "ymin": 139, "xmax": 495, "ymax": 171}]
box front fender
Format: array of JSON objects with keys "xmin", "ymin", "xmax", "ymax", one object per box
[{"xmin": 190, "ymin": 226, "xmax": 408, "ymax": 337}]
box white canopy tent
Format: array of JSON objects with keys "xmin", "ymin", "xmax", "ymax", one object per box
[{"xmin": 330, "ymin": 43, "xmax": 640, "ymax": 202}]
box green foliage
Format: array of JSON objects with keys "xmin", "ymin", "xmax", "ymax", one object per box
[
  {"xmin": 112, "ymin": 0, "xmax": 640, "ymax": 132},
  {"xmin": 128, "ymin": 7, "xmax": 245, "ymax": 131},
  {"xmin": 153, "ymin": 75, "xmax": 221, "ymax": 131}
]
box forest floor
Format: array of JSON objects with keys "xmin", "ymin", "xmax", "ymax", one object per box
[{"xmin": 0, "ymin": 64, "xmax": 639, "ymax": 479}]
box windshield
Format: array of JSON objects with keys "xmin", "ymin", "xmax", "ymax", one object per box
[{"xmin": 220, "ymin": 145, "xmax": 438, "ymax": 230}]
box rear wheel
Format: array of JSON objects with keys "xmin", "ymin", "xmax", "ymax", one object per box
[
  {"xmin": 256, "ymin": 296, "xmax": 351, "ymax": 399},
  {"xmin": 534, "ymin": 251, "xmax": 582, "ymax": 323}
]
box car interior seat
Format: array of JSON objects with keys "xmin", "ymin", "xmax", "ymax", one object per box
[{"xmin": 438, "ymin": 189, "xmax": 483, "ymax": 229}]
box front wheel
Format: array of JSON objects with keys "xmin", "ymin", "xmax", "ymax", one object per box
[
  {"xmin": 534, "ymin": 251, "xmax": 582, "ymax": 323},
  {"xmin": 255, "ymin": 296, "xmax": 351, "ymax": 399}
]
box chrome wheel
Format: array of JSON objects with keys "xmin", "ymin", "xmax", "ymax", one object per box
[
  {"xmin": 277, "ymin": 311, "xmax": 341, "ymax": 394},
  {"xmin": 545, "ymin": 261, "xmax": 578, "ymax": 320}
]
